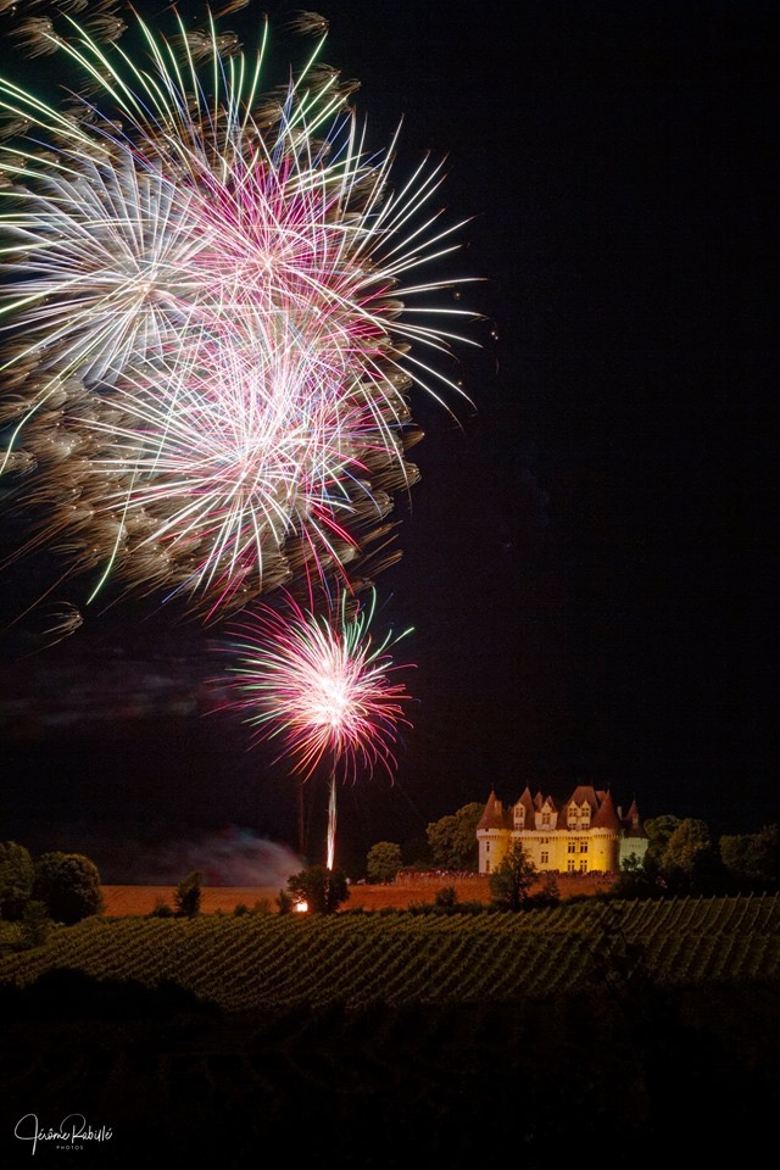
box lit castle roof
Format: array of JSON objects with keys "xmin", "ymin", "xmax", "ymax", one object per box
[{"xmin": 477, "ymin": 785, "xmax": 643, "ymax": 835}]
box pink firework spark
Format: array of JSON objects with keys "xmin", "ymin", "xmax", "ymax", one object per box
[
  {"xmin": 225, "ymin": 589, "xmax": 414, "ymax": 785},
  {"xmin": 0, "ymin": 8, "xmax": 476, "ymax": 613}
]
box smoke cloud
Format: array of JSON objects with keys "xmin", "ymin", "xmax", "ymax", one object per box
[{"xmin": 103, "ymin": 826, "xmax": 302, "ymax": 887}]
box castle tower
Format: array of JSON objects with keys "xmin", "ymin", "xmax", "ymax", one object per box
[
  {"xmin": 476, "ymin": 790, "xmax": 511, "ymax": 874},
  {"xmin": 589, "ymin": 789, "xmax": 621, "ymax": 870},
  {"xmin": 618, "ymin": 797, "xmax": 649, "ymax": 868}
]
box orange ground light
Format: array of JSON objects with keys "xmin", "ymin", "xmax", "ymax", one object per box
[{"xmin": 101, "ymin": 872, "xmax": 616, "ymax": 915}]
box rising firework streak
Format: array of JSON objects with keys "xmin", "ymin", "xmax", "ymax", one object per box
[{"xmin": 222, "ymin": 588, "xmax": 414, "ymax": 866}]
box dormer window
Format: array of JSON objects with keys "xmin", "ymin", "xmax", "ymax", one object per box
[{"xmin": 542, "ymin": 813, "xmax": 550, "ymax": 827}]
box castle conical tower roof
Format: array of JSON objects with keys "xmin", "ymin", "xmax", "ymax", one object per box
[
  {"xmin": 592, "ymin": 789, "xmax": 621, "ymax": 831},
  {"xmin": 623, "ymin": 797, "xmax": 645, "ymax": 837},
  {"xmin": 477, "ymin": 790, "xmax": 510, "ymax": 831}
]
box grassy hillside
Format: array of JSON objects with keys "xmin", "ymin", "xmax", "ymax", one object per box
[{"xmin": 1, "ymin": 894, "xmax": 777, "ymax": 1010}]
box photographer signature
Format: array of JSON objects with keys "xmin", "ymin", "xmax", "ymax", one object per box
[{"xmin": 13, "ymin": 1114, "xmax": 113, "ymax": 1156}]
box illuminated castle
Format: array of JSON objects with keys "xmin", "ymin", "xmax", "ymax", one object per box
[{"xmin": 476, "ymin": 786, "xmax": 647, "ymax": 875}]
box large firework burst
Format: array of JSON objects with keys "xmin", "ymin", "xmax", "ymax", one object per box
[
  {"xmin": 0, "ymin": 2, "xmax": 474, "ymax": 616},
  {"xmin": 224, "ymin": 589, "xmax": 413, "ymax": 866}
]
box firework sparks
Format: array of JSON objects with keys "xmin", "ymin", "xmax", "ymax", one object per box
[
  {"xmin": 224, "ymin": 589, "xmax": 413, "ymax": 866},
  {"xmin": 0, "ymin": 2, "xmax": 475, "ymax": 615}
]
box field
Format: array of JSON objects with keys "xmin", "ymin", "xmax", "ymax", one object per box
[
  {"xmin": 2, "ymin": 894, "xmax": 778, "ymax": 1166},
  {"xmin": 100, "ymin": 871, "xmax": 615, "ymax": 914},
  {"xmin": 100, "ymin": 878, "xmax": 491, "ymax": 914},
  {"xmin": 2, "ymin": 894, "xmax": 777, "ymax": 1011}
]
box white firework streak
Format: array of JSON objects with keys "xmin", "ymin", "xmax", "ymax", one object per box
[{"xmin": 0, "ymin": 6, "xmax": 477, "ymax": 610}]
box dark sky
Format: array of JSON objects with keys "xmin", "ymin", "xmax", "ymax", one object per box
[{"xmin": 1, "ymin": 1, "xmax": 777, "ymax": 878}]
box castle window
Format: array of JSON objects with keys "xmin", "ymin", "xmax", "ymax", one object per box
[
  {"xmin": 567, "ymin": 841, "xmax": 576, "ymax": 854},
  {"xmin": 579, "ymin": 860, "xmax": 587, "ymax": 872},
  {"xmin": 486, "ymin": 842, "xmax": 490, "ymax": 852},
  {"xmin": 542, "ymin": 813, "xmax": 550, "ymax": 827},
  {"xmin": 486, "ymin": 860, "xmax": 490, "ymax": 874},
  {"xmin": 567, "ymin": 860, "xmax": 576, "ymax": 872},
  {"xmin": 580, "ymin": 842, "xmax": 588, "ymax": 853},
  {"xmin": 541, "ymin": 851, "xmax": 549, "ymax": 864}
]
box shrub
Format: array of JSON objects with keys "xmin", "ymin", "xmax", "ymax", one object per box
[
  {"xmin": 407, "ymin": 899, "xmax": 490, "ymax": 916},
  {"xmin": 233, "ymin": 903, "xmax": 250, "ymax": 917},
  {"xmin": 33, "ymin": 852, "xmax": 103, "ymax": 925},
  {"xmin": 526, "ymin": 871, "xmax": 561, "ymax": 909},
  {"xmin": 611, "ymin": 854, "xmax": 664, "ymax": 899},
  {"xmin": 149, "ymin": 897, "xmax": 174, "ymax": 918},
  {"xmin": 434, "ymin": 885, "xmax": 458, "ymax": 908}
]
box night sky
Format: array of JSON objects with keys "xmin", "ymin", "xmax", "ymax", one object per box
[{"xmin": 0, "ymin": 1, "xmax": 776, "ymax": 880}]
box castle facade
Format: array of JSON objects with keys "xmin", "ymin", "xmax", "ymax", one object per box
[{"xmin": 477, "ymin": 785, "xmax": 647, "ymax": 875}]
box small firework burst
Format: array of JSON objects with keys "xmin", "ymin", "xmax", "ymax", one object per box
[
  {"xmin": 223, "ymin": 588, "xmax": 414, "ymax": 865},
  {"xmin": 225, "ymin": 589, "xmax": 414, "ymax": 782}
]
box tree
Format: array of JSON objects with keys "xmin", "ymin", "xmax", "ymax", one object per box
[
  {"xmin": 644, "ymin": 815, "xmax": 681, "ymax": 862},
  {"xmin": 659, "ymin": 820, "xmax": 728, "ymax": 894},
  {"xmin": 33, "ymin": 852, "xmax": 103, "ymax": 925},
  {"xmin": 276, "ymin": 889, "xmax": 294, "ymax": 915},
  {"xmin": 366, "ymin": 841, "xmax": 403, "ymax": 884},
  {"xmin": 174, "ymin": 871, "xmax": 202, "ymax": 918},
  {"xmin": 19, "ymin": 900, "xmax": 50, "ymax": 949},
  {"xmin": 662, "ymin": 819, "xmax": 711, "ymax": 872},
  {"xmin": 401, "ymin": 835, "xmax": 431, "ymax": 867},
  {"xmin": 288, "ymin": 865, "xmax": 349, "ymax": 914},
  {"xmin": 489, "ymin": 841, "xmax": 537, "ymax": 911},
  {"xmin": 426, "ymin": 802, "xmax": 484, "ymax": 870},
  {"xmin": 721, "ymin": 825, "xmax": 780, "ymax": 887},
  {"xmin": 0, "ymin": 841, "xmax": 35, "ymax": 920}
]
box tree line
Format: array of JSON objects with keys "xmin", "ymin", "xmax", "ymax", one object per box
[{"xmin": 363, "ymin": 805, "xmax": 780, "ymax": 901}]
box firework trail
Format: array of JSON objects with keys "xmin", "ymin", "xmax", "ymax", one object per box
[
  {"xmin": 223, "ymin": 588, "xmax": 413, "ymax": 867},
  {"xmin": 0, "ymin": 1, "xmax": 475, "ymax": 618}
]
